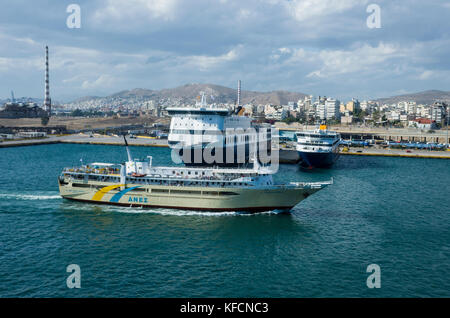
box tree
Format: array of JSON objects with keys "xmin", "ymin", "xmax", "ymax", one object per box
[
  {"xmin": 356, "ymin": 110, "xmax": 367, "ymax": 122},
  {"xmin": 282, "ymin": 116, "xmax": 297, "ymax": 124},
  {"xmin": 71, "ymin": 109, "xmax": 84, "ymax": 117},
  {"xmin": 41, "ymin": 116, "xmax": 49, "ymax": 126},
  {"xmin": 297, "ymin": 111, "xmax": 307, "ymax": 123},
  {"xmin": 372, "ymin": 110, "xmax": 381, "ymax": 122}
]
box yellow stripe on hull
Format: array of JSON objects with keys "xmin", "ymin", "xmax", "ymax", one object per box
[{"xmin": 92, "ymin": 184, "xmax": 124, "ymax": 201}]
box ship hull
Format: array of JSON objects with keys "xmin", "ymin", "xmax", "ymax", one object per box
[
  {"xmin": 59, "ymin": 181, "xmax": 318, "ymax": 212},
  {"xmin": 170, "ymin": 141, "xmax": 272, "ymax": 167},
  {"xmin": 298, "ymin": 150, "xmax": 340, "ymax": 168}
]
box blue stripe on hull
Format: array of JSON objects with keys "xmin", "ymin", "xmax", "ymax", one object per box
[{"xmin": 110, "ymin": 186, "xmax": 142, "ymax": 203}]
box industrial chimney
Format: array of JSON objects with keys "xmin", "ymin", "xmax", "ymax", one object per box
[
  {"xmin": 237, "ymin": 79, "xmax": 241, "ymax": 108},
  {"xmin": 44, "ymin": 45, "xmax": 51, "ymax": 116},
  {"xmin": 234, "ymin": 80, "xmax": 243, "ymax": 115}
]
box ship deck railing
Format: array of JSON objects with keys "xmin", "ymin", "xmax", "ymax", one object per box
[
  {"xmin": 62, "ymin": 165, "xmax": 276, "ymax": 178},
  {"xmin": 61, "ymin": 170, "xmax": 265, "ymax": 185},
  {"xmin": 285, "ymin": 178, "xmax": 333, "ymax": 189}
]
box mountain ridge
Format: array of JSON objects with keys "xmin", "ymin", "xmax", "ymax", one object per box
[
  {"xmin": 375, "ymin": 90, "xmax": 450, "ymax": 105},
  {"xmin": 4, "ymin": 86, "xmax": 449, "ymax": 107},
  {"xmin": 67, "ymin": 83, "xmax": 309, "ymax": 106}
]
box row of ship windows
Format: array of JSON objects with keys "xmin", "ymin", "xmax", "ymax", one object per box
[
  {"xmin": 71, "ymin": 183, "xmax": 243, "ymax": 193},
  {"xmin": 298, "ymin": 141, "xmax": 337, "ymax": 146},
  {"xmin": 174, "ymin": 123, "xmax": 217, "ymax": 128},
  {"xmin": 68, "ymin": 175, "xmax": 254, "ymax": 187},
  {"xmin": 170, "ymin": 131, "xmax": 262, "ymax": 143},
  {"xmin": 177, "ymin": 117, "xmax": 215, "ymax": 121},
  {"xmin": 297, "ymin": 134, "xmax": 340, "ymax": 138}
]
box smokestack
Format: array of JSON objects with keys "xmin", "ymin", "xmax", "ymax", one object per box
[
  {"xmin": 237, "ymin": 80, "xmax": 241, "ymax": 108},
  {"xmin": 44, "ymin": 45, "xmax": 51, "ymax": 116}
]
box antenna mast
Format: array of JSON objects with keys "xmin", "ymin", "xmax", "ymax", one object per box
[
  {"xmin": 237, "ymin": 80, "xmax": 241, "ymax": 109},
  {"xmin": 123, "ymin": 135, "xmax": 132, "ymax": 162}
]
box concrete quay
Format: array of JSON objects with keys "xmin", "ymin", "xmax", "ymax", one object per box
[
  {"xmin": 1, "ymin": 134, "xmax": 449, "ymax": 161},
  {"xmin": 276, "ymin": 124, "xmax": 450, "ymax": 144}
]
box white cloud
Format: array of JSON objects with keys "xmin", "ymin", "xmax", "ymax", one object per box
[
  {"xmin": 306, "ymin": 42, "xmax": 403, "ymax": 77},
  {"xmin": 278, "ymin": 47, "xmax": 291, "ymax": 54},
  {"xmin": 183, "ymin": 47, "xmax": 241, "ymax": 70},
  {"xmin": 93, "ymin": 0, "xmax": 178, "ymax": 29},
  {"xmin": 0, "ymin": 56, "xmax": 42, "ymax": 72},
  {"xmin": 238, "ymin": 9, "xmax": 251, "ymax": 19},
  {"xmin": 81, "ymin": 74, "xmax": 116, "ymax": 89},
  {"xmin": 285, "ymin": 0, "xmax": 367, "ymax": 22},
  {"xmin": 270, "ymin": 47, "xmax": 293, "ymax": 60},
  {"xmin": 418, "ymin": 70, "xmax": 434, "ymax": 80}
]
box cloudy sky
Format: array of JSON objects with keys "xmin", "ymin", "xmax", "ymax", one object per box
[{"xmin": 1, "ymin": 0, "xmax": 449, "ymax": 102}]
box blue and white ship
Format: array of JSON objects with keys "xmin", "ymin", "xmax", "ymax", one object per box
[
  {"xmin": 296, "ymin": 125, "xmax": 341, "ymax": 168},
  {"xmin": 167, "ymin": 90, "xmax": 271, "ymax": 167}
]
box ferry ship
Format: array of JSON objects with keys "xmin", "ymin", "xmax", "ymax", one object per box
[
  {"xmin": 167, "ymin": 88, "xmax": 271, "ymax": 167},
  {"xmin": 296, "ymin": 125, "xmax": 341, "ymax": 168},
  {"xmin": 58, "ymin": 137, "xmax": 332, "ymax": 212}
]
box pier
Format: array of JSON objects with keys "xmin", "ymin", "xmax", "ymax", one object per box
[
  {"xmin": 276, "ymin": 124, "xmax": 450, "ymax": 144},
  {"xmin": 0, "ymin": 134, "xmax": 169, "ymax": 148}
]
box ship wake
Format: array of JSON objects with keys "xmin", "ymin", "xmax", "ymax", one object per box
[{"xmin": 0, "ymin": 193, "xmax": 61, "ymax": 200}]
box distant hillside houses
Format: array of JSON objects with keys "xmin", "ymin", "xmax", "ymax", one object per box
[{"xmin": 56, "ymin": 84, "xmax": 449, "ymax": 129}]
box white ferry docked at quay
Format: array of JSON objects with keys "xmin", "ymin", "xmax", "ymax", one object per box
[
  {"xmin": 296, "ymin": 125, "xmax": 342, "ymax": 168},
  {"xmin": 167, "ymin": 82, "xmax": 272, "ymax": 167},
  {"xmin": 58, "ymin": 138, "xmax": 332, "ymax": 213}
]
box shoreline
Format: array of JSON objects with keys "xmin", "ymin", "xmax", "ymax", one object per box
[
  {"xmin": 1, "ymin": 135, "xmax": 449, "ymax": 160},
  {"xmin": 340, "ymin": 151, "xmax": 450, "ymax": 159},
  {"xmin": 0, "ymin": 135, "xmax": 170, "ymax": 149}
]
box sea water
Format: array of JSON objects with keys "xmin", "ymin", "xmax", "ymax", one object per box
[{"xmin": 0, "ymin": 144, "xmax": 449, "ymax": 297}]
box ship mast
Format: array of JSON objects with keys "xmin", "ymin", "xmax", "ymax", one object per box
[{"xmin": 123, "ymin": 135, "xmax": 132, "ymax": 162}]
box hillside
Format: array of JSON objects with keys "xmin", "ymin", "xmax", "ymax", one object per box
[
  {"xmin": 65, "ymin": 83, "xmax": 309, "ymax": 107},
  {"xmin": 376, "ymin": 90, "xmax": 450, "ymax": 105}
]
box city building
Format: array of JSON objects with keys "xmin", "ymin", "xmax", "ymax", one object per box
[
  {"xmin": 325, "ymin": 98, "xmax": 341, "ymax": 120},
  {"xmin": 431, "ymin": 102, "xmax": 446, "ymax": 124},
  {"xmin": 345, "ymin": 98, "xmax": 360, "ymax": 113},
  {"xmin": 408, "ymin": 118, "xmax": 438, "ymax": 130}
]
